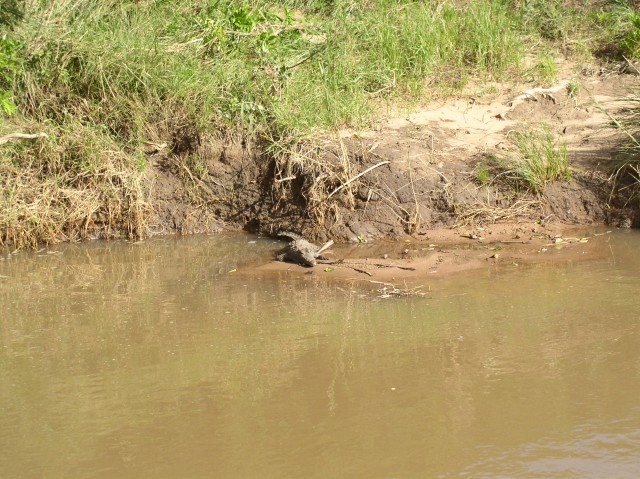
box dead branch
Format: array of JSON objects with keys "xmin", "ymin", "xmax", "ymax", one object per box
[
  {"xmin": 327, "ymin": 160, "xmax": 390, "ymax": 198},
  {"xmin": 0, "ymin": 132, "xmax": 48, "ymax": 145},
  {"xmin": 623, "ymin": 55, "xmax": 640, "ymax": 75},
  {"xmin": 349, "ymin": 266, "xmax": 372, "ymax": 276}
]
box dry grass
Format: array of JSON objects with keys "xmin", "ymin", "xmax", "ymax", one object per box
[
  {"xmin": 0, "ymin": 121, "xmax": 149, "ymax": 248},
  {"xmin": 269, "ymin": 134, "xmax": 361, "ymax": 228},
  {"xmin": 454, "ymin": 199, "xmax": 543, "ymax": 226}
]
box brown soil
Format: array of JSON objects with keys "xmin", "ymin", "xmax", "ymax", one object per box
[
  {"xmin": 251, "ymin": 223, "xmax": 610, "ymax": 284},
  {"xmin": 147, "ymin": 69, "xmax": 640, "ymax": 245}
]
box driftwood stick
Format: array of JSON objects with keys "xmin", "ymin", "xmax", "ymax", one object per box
[
  {"xmin": 0, "ymin": 132, "xmax": 48, "ymax": 145},
  {"xmin": 275, "ymin": 176, "xmax": 297, "ymax": 183},
  {"xmin": 349, "ymin": 266, "xmax": 372, "ymax": 276},
  {"xmin": 328, "ymin": 160, "xmax": 390, "ymax": 198},
  {"xmin": 371, "ymin": 263, "xmax": 416, "ymax": 271}
]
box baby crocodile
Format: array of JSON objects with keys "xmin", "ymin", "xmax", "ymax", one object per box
[{"xmin": 276, "ymin": 232, "xmax": 334, "ymax": 267}]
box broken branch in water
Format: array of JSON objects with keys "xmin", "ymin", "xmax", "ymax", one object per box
[
  {"xmin": 328, "ymin": 160, "xmax": 390, "ymax": 198},
  {"xmin": 369, "ymin": 280, "xmax": 426, "ymax": 298},
  {"xmin": 0, "ymin": 132, "xmax": 48, "ymax": 145}
]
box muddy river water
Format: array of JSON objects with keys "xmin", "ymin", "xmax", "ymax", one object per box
[{"xmin": 1, "ymin": 231, "xmax": 640, "ymax": 478}]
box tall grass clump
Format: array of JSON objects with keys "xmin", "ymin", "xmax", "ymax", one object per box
[
  {"xmin": 607, "ymin": 94, "xmax": 640, "ymax": 203},
  {"xmin": 582, "ymin": 0, "xmax": 640, "ymax": 59},
  {"xmin": 509, "ymin": 127, "xmax": 570, "ymax": 192}
]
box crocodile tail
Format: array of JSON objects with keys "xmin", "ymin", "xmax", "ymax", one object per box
[{"xmin": 277, "ymin": 230, "xmax": 302, "ymax": 240}]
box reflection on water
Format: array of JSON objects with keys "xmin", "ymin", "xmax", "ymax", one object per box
[{"xmin": 1, "ymin": 231, "xmax": 640, "ymax": 478}]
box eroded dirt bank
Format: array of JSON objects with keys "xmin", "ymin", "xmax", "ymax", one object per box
[{"xmin": 147, "ymin": 71, "xmax": 640, "ymax": 244}]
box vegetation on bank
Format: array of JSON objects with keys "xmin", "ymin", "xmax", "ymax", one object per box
[
  {"xmin": 474, "ymin": 126, "xmax": 570, "ymax": 192},
  {"xmin": 1, "ymin": 0, "xmax": 639, "ymax": 247},
  {"xmin": 609, "ymin": 94, "xmax": 640, "ymax": 206}
]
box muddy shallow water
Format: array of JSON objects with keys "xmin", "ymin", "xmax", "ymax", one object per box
[{"xmin": 1, "ymin": 231, "xmax": 640, "ymax": 478}]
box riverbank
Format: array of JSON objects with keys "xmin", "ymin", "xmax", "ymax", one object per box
[
  {"xmin": 147, "ymin": 70, "xmax": 639, "ymax": 243},
  {"xmin": 1, "ymin": 1, "xmax": 640, "ymax": 248}
]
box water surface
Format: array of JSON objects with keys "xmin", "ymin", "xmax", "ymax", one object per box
[{"xmin": 1, "ymin": 231, "xmax": 640, "ymax": 478}]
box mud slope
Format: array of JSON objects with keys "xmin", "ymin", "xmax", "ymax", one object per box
[{"xmin": 148, "ymin": 71, "xmax": 640, "ymax": 241}]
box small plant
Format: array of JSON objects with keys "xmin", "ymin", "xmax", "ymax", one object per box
[
  {"xmin": 474, "ymin": 163, "xmax": 490, "ymax": 184},
  {"xmin": 592, "ymin": 4, "xmax": 640, "ymax": 60},
  {"xmin": 531, "ymin": 53, "xmax": 557, "ymax": 84},
  {"xmin": 567, "ymin": 79, "xmax": 580, "ymax": 99},
  {"xmin": 518, "ymin": 0, "xmax": 567, "ymax": 41},
  {"xmin": 0, "ymin": 89, "xmax": 15, "ymax": 115},
  {"xmin": 509, "ymin": 127, "xmax": 570, "ymax": 192},
  {"xmin": 0, "ymin": 34, "xmax": 22, "ymax": 115}
]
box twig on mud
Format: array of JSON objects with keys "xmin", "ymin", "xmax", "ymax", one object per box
[
  {"xmin": 373, "ymin": 263, "xmax": 416, "ymax": 271},
  {"xmin": 422, "ymin": 164, "xmax": 450, "ymax": 184},
  {"xmin": 406, "ymin": 154, "xmax": 421, "ymax": 234},
  {"xmin": 350, "ymin": 266, "xmax": 373, "ymax": 276},
  {"xmin": 275, "ymin": 175, "xmax": 297, "ymax": 183},
  {"xmin": 319, "ymin": 259, "xmax": 416, "ymax": 271},
  {"xmin": 374, "ymin": 182, "xmax": 420, "ymax": 228},
  {"xmin": 0, "ymin": 132, "xmax": 48, "ymax": 145},
  {"xmin": 327, "ymin": 160, "xmax": 390, "ymax": 198},
  {"xmin": 320, "ymin": 259, "xmax": 371, "ymax": 276}
]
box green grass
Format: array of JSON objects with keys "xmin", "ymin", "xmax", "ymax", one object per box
[
  {"xmin": 509, "ymin": 127, "xmax": 570, "ymax": 192},
  {"xmin": 1, "ymin": 0, "xmax": 526, "ymax": 139},
  {"xmin": 605, "ymin": 94, "xmax": 640, "ymax": 202},
  {"xmin": 530, "ymin": 52, "xmax": 558, "ymax": 84},
  {"xmin": 567, "ymin": 79, "xmax": 580, "ymax": 99},
  {"xmin": 3, "ymin": 0, "xmax": 637, "ymax": 137},
  {"xmin": 1, "ymin": 0, "xmax": 639, "ymax": 246},
  {"xmin": 474, "ymin": 163, "xmax": 491, "ymax": 185}
]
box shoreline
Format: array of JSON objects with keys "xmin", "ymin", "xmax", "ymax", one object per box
[{"xmin": 249, "ymin": 222, "xmax": 613, "ymax": 284}]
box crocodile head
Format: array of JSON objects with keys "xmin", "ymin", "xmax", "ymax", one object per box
[{"xmin": 300, "ymin": 250, "xmax": 317, "ymax": 267}]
